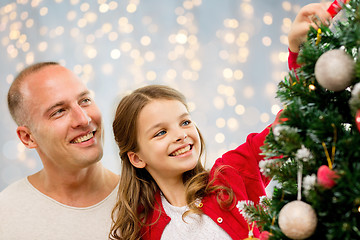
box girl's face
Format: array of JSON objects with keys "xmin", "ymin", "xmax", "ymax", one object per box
[{"xmin": 129, "ymin": 99, "xmax": 201, "ymax": 183}]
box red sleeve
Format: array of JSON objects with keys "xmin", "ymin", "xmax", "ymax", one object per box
[
  {"xmin": 288, "ymin": 48, "xmax": 300, "ymax": 71},
  {"xmin": 213, "ymin": 125, "xmax": 271, "ymax": 187}
]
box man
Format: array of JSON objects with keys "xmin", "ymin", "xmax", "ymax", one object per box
[{"xmin": 0, "ymin": 62, "xmax": 119, "ymax": 240}]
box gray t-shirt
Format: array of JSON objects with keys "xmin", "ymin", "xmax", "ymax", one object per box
[{"xmin": 0, "ymin": 178, "xmax": 118, "ymax": 240}]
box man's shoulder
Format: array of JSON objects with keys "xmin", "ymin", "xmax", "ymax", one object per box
[{"xmin": 0, "ymin": 177, "xmax": 29, "ymax": 203}]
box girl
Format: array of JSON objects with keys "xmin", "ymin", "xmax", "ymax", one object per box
[
  {"xmin": 110, "ymin": 3, "xmax": 332, "ymax": 239},
  {"xmin": 111, "ymin": 84, "xmax": 270, "ymax": 239}
]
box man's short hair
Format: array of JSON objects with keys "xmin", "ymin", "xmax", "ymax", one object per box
[{"xmin": 7, "ymin": 62, "xmax": 59, "ymax": 126}]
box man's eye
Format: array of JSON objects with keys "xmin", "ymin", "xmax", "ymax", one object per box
[
  {"xmin": 81, "ymin": 98, "xmax": 91, "ymax": 105},
  {"xmin": 154, "ymin": 130, "xmax": 166, "ymax": 137},
  {"xmin": 51, "ymin": 109, "xmax": 65, "ymax": 117}
]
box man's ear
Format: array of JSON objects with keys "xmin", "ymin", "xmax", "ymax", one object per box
[
  {"xmin": 16, "ymin": 126, "xmax": 38, "ymax": 149},
  {"xmin": 127, "ymin": 151, "xmax": 146, "ymax": 169}
]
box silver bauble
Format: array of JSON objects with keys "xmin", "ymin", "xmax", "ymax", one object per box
[
  {"xmin": 314, "ymin": 49, "xmax": 355, "ymax": 91},
  {"xmin": 278, "ymin": 200, "xmax": 317, "ymax": 239}
]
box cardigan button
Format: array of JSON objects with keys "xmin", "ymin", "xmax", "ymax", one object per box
[{"xmin": 217, "ymin": 217, "xmax": 223, "ymax": 223}]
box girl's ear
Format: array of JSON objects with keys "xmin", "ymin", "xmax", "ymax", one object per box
[
  {"xmin": 16, "ymin": 126, "xmax": 38, "ymax": 149},
  {"xmin": 127, "ymin": 152, "xmax": 147, "ymax": 169}
]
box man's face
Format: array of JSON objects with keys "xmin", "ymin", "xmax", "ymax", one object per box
[{"xmin": 20, "ymin": 65, "xmax": 103, "ymax": 171}]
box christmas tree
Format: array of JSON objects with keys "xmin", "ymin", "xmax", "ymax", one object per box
[{"xmin": 240, "ymin": 1, "xmax": 360, "ymax": 239}]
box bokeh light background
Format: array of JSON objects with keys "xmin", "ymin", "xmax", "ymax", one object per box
[{"xmin": 0, "ymin": 0, "xmax": 315, "ymax": 191}]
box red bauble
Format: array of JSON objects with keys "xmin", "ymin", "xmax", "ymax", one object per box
[
  {"xmin": 317, "ymin": 165, "xmax": 339, "ymax": 189},
  {"xmin": 259, "ymin": 231, "xmax": 270, "ymax": 240},
  {"xmin": 356, "ymin": 110, "xmax": 360, "ymax": 133}
]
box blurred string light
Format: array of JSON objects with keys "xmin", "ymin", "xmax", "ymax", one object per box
[{"xmin": 0, "ymin": 0, "xmax": 306, "ymax": 187}]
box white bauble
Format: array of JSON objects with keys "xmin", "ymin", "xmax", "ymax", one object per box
[
  {"xmin": 278, "ymin": 200, "xmax": 317, "ymax": 239},
  {"xmin": 314, "ymin": 49, "xmax": 355, "ymax": 91}
]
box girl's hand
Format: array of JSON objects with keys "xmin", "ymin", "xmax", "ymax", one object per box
[{"xmin": 288, "ymin": 2, "xmax": 332, "ymax": 53}]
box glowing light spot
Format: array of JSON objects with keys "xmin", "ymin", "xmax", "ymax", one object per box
[
  {"xmin": 219, "ymin": 50, "xmax": 229, "ymax": 60},
  {"xmin": 241, "ymin": 3, "xmax": 254, "ymax": 16},
  {"xmin": 38, "ymin": 41, "xmax": 48, "ymax": 52},
  {"xmin": 235, "ymin": 105, "xmax": 245, "ymax": 115},
  {"xmin": 108, "ymin": 32, "xmax": 118, "ymax": 41},
  {"xmin": 177, "ymin": 16, "xmax": 187, "ymax": 25},
  {"xmin": 227, "ymin": 118, "xmax": 238, "ymax": 130},
  {"xmin": 9, "ymin": 30, "xmax": 20, "ymax": 40},
  {"xmin": 279, "ymin": 51, "xmax": 288, "ymax": 62},
  {"xmin": 130, "ymin": 49, "xmax": 140, "ymax": 59},
  {"xmin": 176, "ymin": 33, "xmax": 187, "ymax": 44},
  {"xmin": 224, "ymin": 32, "xmax": 235, "ymax": 44},
  {"xmin": 25, "ymin": 52, "xmax": 34, "ymax": 64},
  {"xmin": 263, "ymin": 13, "xmax": 273, "ymax": 25},
  {"xmin": 102, "ymin": 63, "xmax": 113, "ymax": 75},
  {"xmin": 213, "ymin": 96, "xmax": 225, "ymax": 110},
  {"xmin": 190, "ymin": 59, "xmax": 202, "ymax": 71},
  {"xmin": 67, "ymin": 11, "xmax": 77, "ymax": 21},
  {"xmin": 227, "ymin": 96, "xmax": 236, "ymax": 106},
  {"xmin": 6, "ymin": 74, "xmax": 14, "ymax": 84},
  {"xmin": 309, "ymin": 84, "xmax": 316, "ymax": 91},
  {"xmin": 110, "ymin": 49, "xmax": 121, "ymax": 59},
  {"xmin": 109, "ymin": 1, "xmax": 118, "ymax": 10},
  {"xmin": 99, "ymin": 4, "xmax": 110, "ymax": 13},
  {"xmin": 127, "ymin": 3, "xmax": 137, "ymax": 13},
  {"xmin": 102, "ymin": 23, "xmax": 112, "ymax": 33},
  {"xmin": 234, "ymin": 70, "xmax": 244, "ymax": 80},
  {"xmin": 262, "ymin": 36, "xmax": 272, "ymax": 46},
  {"xmin": 146, "ymin": 71, "xmax": 157, "ymax": 81},
  {"xmin": 141, "ymin": 36, "xmax": 151, "ymax": 46},
  {"xmin": 243, "ymin": 86, "xmax": 254, "ymax": 99},
  {"xmin": 80, "ymin": 3, "xmax": 90, "ymax": 12},
  {"xmin": 26, "ymin": 19, "xmax": 34, "ymax": 28},
  {"xmin": 216, "ymin": 118, "xmax": 226, "ymax": 128},
  {"xmin": 120, "ymin": 42, "xmax": 132, "ymax": 52},
  {"xmin": 39, "ymin": 7, "xmax": 48, "ymax": 16},
  {"xmin": 215, "ymin": 133, "xmax": 225, "ymax": 143},
  {"xmin": 282, "ymin": 1, "xmax": 292, "ymax": 11},
  {"xmin": 280, "ymin": 35, "xmax": 288, "ymax": 45},
  {"xmin": 271, "ymin": 104, "xmax": 281, "ymax": 115},
  {"xmin": 78, "ymin": 18, "xmax": 87, "ymax": 28},
  {"xmin": 260, "ymin": 113, "xmax": 270, "ymax": 123},
  {"xmin": 166, "ymin": 69, "xmax": 177, "ymax": 79},
  {"xmin": 223, "ymin": 68, "xmax": 233, "ymax": 79},
  {"xmin": 84, "ymin": 46, "xmax": 97, "ymax": 59},
  {"xmin": 85, "ymin": 12, "xmax": 97, "ymax": 23},
  {"xmin": 183, "ymin": 0, "xmax": 194, "ymax": 9}
]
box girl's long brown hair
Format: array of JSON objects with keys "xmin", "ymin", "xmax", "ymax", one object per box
[{"xmin": 110, "ymin": 85, "xmax": 233, "ymax": 240}]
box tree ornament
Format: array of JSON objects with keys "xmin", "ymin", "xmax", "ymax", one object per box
[
  {"xmin": 356, "ymin": 109, "xmax": 360, "ymax": 133},
  {"xmin": 278, "ymin": 200, "xmax": 317, "ymax": 239},
  {"xmin": 259, "ymin": 231, "xmax": 270, "ymax": 240},
  {"xmin": 317, "ymin": 165, "xmax": 340, "ymax": 189},
  {"xmin": 327, "ymin": 0, "xmax": 350, "ymax": 18},
  {"xmin": 314, "ymin": 49, "xmax": 355, "ymax": 91}
]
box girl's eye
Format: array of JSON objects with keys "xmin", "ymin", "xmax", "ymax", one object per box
[
  {"xmin": 154, "ymin": 130, "xmax": 167, "ymax": 137},
  {"xmin": 182, "ymin": 120, "xmax": 191, "ymax": 126}
]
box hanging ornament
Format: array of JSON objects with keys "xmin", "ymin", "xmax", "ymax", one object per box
[
  {"xmin": 318, "ymin": 130, "xmax": 339, "ymax": 189},
  {"xmin": 278, "ymin": 200, "xmax": 318, "ymax": 239},
  {"xmin": 327, "ymin": 0, "xmax": 350, "ymax": 18},
  {"xmin": 242, "ymin": 222, "xmax": 260, "ymax": 240},
  {"xmin": 278, "ymin": 161, "xmax": 317, "ymax": 239},
  {"xmin": 317, "ymin": 165, "xmax": 339, "ymax": 189},
  {"xmin": 356, "ymin": 109, "xmax": 360, "ymax": 132},
  {"xmin": 259, "ymin": 231, "xmax": 270, "ymax": 240},
  {"xmin": 314, "ymin": 49, "xmax": 355, "ymax": 91}
]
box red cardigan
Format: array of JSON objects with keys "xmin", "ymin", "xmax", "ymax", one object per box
[{"xmin": 139, "ymin": 50, "xmax": 299, "ymax": 239}]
